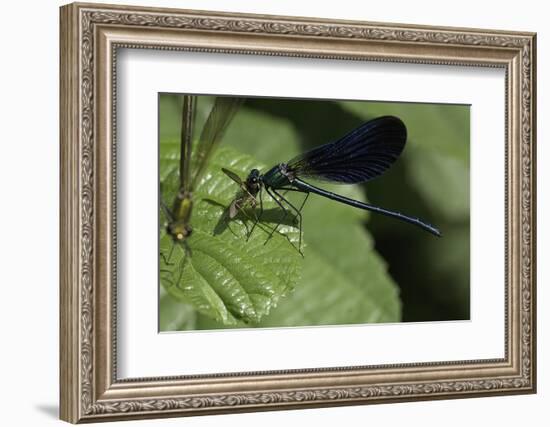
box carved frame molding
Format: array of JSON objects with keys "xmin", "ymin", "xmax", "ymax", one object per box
[{"xmin": 60, "ymin": 2, "xmax": 536, "ymax": 423}]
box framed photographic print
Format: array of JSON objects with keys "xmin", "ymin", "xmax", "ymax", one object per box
[{"xmin": 59, "ymin": 2, "xmax": 536, "ymax": 423}]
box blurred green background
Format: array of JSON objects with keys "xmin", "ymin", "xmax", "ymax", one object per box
[{"xmin": 159, "ymin": 94, "xmax": 470, "ymax": 330}]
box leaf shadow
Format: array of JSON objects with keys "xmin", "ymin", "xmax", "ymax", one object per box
[{"xmin": 203, "ymin": 198, "xmax": 299, "ymax": 237}]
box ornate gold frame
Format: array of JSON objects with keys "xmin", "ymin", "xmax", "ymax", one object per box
[{"xmin": 59, "ymin": 2, "xmax": 536, "ymax": 423}]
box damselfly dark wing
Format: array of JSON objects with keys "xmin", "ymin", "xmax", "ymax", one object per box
[
  {"xmin": 190, "ymin": 97, "xmax": 243, "ymax": 190},
  {"xmin": 286, "ymin": 116, "xmax": 406, "ymax": 184},
  {"xmin": 180, "ymin": 95, "xmax": 196, "ymax": 190}
]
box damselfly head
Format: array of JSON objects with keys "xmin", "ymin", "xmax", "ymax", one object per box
[
  {"xmin": 247, "ymin": 168, "xmax": 260, "ymax": 183},
  {"xmin": 177, "ymin": 189, "xmax": 192, "ymax": 200},
  {"xmin": 167, "ymin": 221, "xmax": 192, "ymax": 241}
]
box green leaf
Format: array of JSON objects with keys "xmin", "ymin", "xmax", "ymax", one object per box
[
  {"xmin": 194, "ymin": 182, "xmax": 401, "ymax": 329},
  {"xmin": 159, "ymin": 286, "xmax": 197, "ymax": 331},
  {"xmin": 191, "ymin": 164, "xmax": 400, "ymax": 330},
  {"xmin": 160, "ymin": 145, "xmax": 302, "ymax": 326},
  {"xmin": 406, "ymin": 147, "xmax": 469, "ymax": 221},
  {"xmin": 259, "ymin": 184, "xmax": 400, "ymax": 327},
  {"xmin": 223, "ymin": 105, "xmax": 302, "ymax": 163}
]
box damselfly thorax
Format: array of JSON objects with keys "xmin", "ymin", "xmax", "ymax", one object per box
[{"xmin": 166, "ymin": 189, "xmax": 193, "ymax": 242}]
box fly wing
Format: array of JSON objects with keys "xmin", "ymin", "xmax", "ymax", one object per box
[
  {"xmin": 221, "ymin": 167, "xmax": 244, "ymax": 186},
  {"xmin": 190, "ymin": 96, "xmax": 243, "ymax": 190},
  {"xmin": 287, "ymin": 116, "xmax": 406, "ymax": 184}
]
